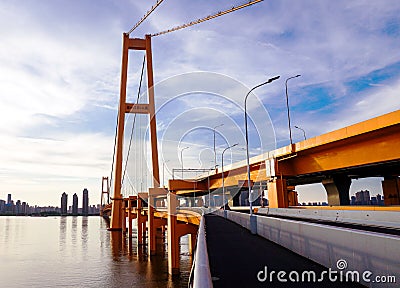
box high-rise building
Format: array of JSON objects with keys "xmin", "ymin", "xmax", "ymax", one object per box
[
  {"xmin": 0, "ymin": 199, "xmax": 5, "ymax": 213},
  {"xmin": 350, "ymin": 195, "xmax": 356, "ymax": 205},
  {"xmin": 355, "ymin": 190, "xmax": 370, "ymax": 205},
  {"xmin": 72, "ymin": 193, "xmax": 78, "ymax": 216},
  {"xmin": 21, "ymin": 202, "xmax": 27, "ymax": 215},
  {"xmin": 376, "ymin": 194, "xmax": 384, "ymax": 205},
  {"xmin": 82, "ymin": 189, "xmax": 89, "ymax": 216},
  {"xmin": 61, "ymin": 192, "xmax": 68, "ymax": 215},
  {"xmin": 7, "ymin": 194, "xmax": 11, "ymax": 204},
  {"xmin": 15, "ymin": 200, "xmax": 21, "ymax": 215}
]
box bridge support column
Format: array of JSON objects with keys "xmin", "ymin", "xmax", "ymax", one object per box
[
  {"xmin": 189, "ymin": 197, "xmax": 195, "ymax": 207},
  {"xmin": 287, "ymin": 186, "xmax": 298, "ymax": 206},
  {"xmin": 148, "ymin": 193, "xmax": 156, "ymax": 255},
  {"xmin": 121, "ymin": 200, "xmax": 126, "ymax": 233},
  {"xmin": 322, "ymin": 175, "xmax": 351, "ymax": 205},
  {"xmin": 128, "ymin": 197, "xmax": 133, "ymax": 238},
  {"xmin": 382, "ymin": 176, "xmax": 400, "ymax": 205},
  {"xmin": 167, "ymin": 192, "xmax": 180, "ymax": 275},
  {"xmin": 267, "ymin": 178, "xmax": 288, "ymax": 208},
  {"xmin": 149, "ymin": 188, "xmax": 167, "ymax": 255},
  {"xmin": 137, "ymin": 193, "xmax": 147, "ymax": 245},
  {"xmin": 232, "ymin": 191, "xmax": 240, "ymax": 206}
]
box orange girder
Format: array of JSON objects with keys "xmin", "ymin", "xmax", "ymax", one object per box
[{"xmin": 168, "ymin": 110, "xmax": 400, "ymax": 194}]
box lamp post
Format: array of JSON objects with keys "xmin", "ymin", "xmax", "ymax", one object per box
[
  {"xmin": 285, "ymin": 74, "xmax": 301, "ymax": 146},
  {"xmin": 162, "ymin": 160, "xmax": 170, "ymax": 187},
  {"xmin": 245, "ymin": 76, "xmax": 280, "ymax": 216},
  {"xmin": 180, "ymin": 146, "xmax": 189, "ymax": 179},
  {"xmin": 222, "ymin": 143, "xmax": 238, "ymax": 211},
  {"xmin": 213, "ymin": 124, "xmax": 224, "ymax": 170},
  {"xmin": 294, "ymin": 125, "xmax": 306, "ymax": 140},
  {"xmin": 207, "ymin": 164, "xmax": 216, "ymax": 208}
]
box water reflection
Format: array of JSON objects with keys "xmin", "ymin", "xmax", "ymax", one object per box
[
  {"xmin": 0, "ymin": 216, "xmax": 191, "ymax": 288},
  {"xmin": 59, "ymin": 216, "xmax": 67, "ymax": 253},
  {"xmin": 81, "ymin": 216, "xmax": 89, "ymax": 252}
]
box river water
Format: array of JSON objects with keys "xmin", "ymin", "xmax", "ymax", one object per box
[{"xmin": 0, "ymin": 216, "xmax": 191, "ymax": 287}]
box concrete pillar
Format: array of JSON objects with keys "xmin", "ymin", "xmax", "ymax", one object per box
[
  {"xmin": 267, "ymin": 178, "xmax": 289, "ymax": 208},
  {"xmin": 232, "ymin": 191, "xmax": 240, "ymax": 206},
  {"xmin": 148, "ymin": 193, "xmax": 156, "ymax": 255},
  {"xmin": 287, "ymin": 186, "xmax": 298, "ymax": 206},
  {"xmin": 240, "ymin": 189, "xmax": 249, "ymax": 206},
  {"xmin": 121, "ymin": 200, "xmax": 126, "ymax": 233},
  {"xmin": 322, "ymin": 175, "xmax": 351, "ymax": 206},
  {"xmin": 167, "ymin": 192, "xmax": 180, "ymax": 275},
  {"xmin": 137, "ymin": 197, "xmax": 145, "ymax": 245},
  {"xmin": 382, "ymin": 176, "xmax": 400, "ymax": 205},
  {"xmin": 128, "ymin": 198, "xmax": 132, "ymax": 238},
  {"xmin": 197, "ymin": 197, "xmax": 204, "ymax": 207},
  {"xmin": 188, "ymin": 197, "xmax": 195, "ymax": 207}
]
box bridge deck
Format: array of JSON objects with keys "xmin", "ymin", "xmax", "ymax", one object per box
[{"xmin": 205, "ymin": 214, "xmax": 363, "ymax": 287}]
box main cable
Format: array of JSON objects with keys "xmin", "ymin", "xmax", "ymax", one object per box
[
  {"xmin": 109, "ymin": 110, "xmax": 119, "ymax": 194},
  {"xmin": 151, "ymin": 0, "xmax": 263, "ymax": 37},
  {"xmin": 127, "ymin": 0, "xmax": 165, "ymax": 35}
]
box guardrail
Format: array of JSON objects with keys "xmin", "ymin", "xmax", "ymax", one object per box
[{"xmin": 188, "ymin": 212, "xmax": 213, "ymax": 288}]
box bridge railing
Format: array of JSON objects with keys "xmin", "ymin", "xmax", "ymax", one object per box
[{"xmin": 188, "ymin": 210, "xmax": 213, "ymax": 288}]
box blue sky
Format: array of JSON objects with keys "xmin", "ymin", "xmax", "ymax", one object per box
[{"xmin": 1, "ymin": 0, "xmax": 400, "ymax": 206}]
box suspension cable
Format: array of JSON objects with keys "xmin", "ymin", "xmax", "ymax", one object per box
[
  {"xmin": 122, "ymin": 55, "xmax": 146, "ymax": 186},
  {"xmin": 109, "ymin": 109, "xmax": 119, "ymax": 193},
  {"xmin": 151, "ymin": 0, "xmax": 263, "ymax": 37},
  {"xmin": 127, "ymin": 0, "xmax": 166, "ymax": 35}
]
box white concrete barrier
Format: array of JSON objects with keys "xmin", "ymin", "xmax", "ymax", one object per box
[
  {"xmin": 257, "ymin": 207, "xmax": 400, "ymax": 229},
  {"xmin": 218, "ymin": 210, "xmax": 400, "ymax": 288}
]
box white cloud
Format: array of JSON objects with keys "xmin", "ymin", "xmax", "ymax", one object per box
[{"xmin": 1, "ymin": 0, "xmax": 400, "ymax": 205}]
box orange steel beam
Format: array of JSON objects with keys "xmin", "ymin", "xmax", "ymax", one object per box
[
  {"xmin": 169, "ymin": 110, "xmax": 400, "ymax": 193},
  {"xmin": 278, "ymin": 123, "xmax": 400, "ymax": 176},
  {"xmin": 168, "ymin": 179, "xmax": 209, "ymax": 192}
]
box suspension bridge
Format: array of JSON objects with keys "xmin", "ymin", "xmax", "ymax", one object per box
[{"xmin": 99, "ymin": 1, "xmax": 400, "ymax": 287}]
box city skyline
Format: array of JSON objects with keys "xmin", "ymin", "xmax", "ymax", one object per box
[
  {"xmin": 1, "ymin": 1, "xmax": 400, "ymax": 206},
  {"xmin": 0, "ymin": 189, "xmax": 99, "ymax": 215}
]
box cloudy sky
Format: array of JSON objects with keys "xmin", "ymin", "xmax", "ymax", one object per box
[{"xmin": 1, "ymin": 0, "xmax": 399, "ymax": 206}]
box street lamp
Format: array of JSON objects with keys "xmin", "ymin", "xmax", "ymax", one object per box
[
  {"xmin": 162, "ymin": 160, "xmax": 170, "ymax": 187},
  {"xmin": 180, "ymin": 146, "xmax": 189, "ymax": 179},
  {"xmin": 294, "ymin": 125, "xmax": 306, "ymax": 140},
  {"xmin": 207, "ymin": 164, "xmax": 216, "ymax": 208},
  {"xmin": 285, "ymin": 74, "xmax": 301, "ymax": 146},
  {"xmin": 244, "ymin": 76, "xmax": 280, "ymax": 216},
  {"xmin": 222, "ymin": 143, "xmax": 238, "ymax": 211},
  {"xmin": 213, "ymin": 124, "xmax": 224, "ymax": 170}
]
